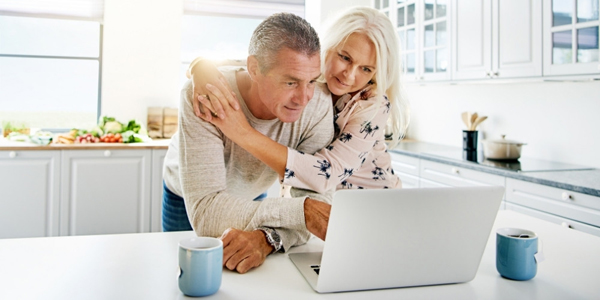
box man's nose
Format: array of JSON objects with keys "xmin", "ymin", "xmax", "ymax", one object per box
[{"xmin": 294, "ymin": 85, "xmax": 313, "ymax": 106}]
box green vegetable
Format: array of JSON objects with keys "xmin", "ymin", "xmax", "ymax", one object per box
[
  {"xmin": 124, "ymin": 120, "xmax": 142, "ymax": 133},
  {"xmin": 121, "ymin": 130, "xmax": 151, "ymax": 143},
  {"xmin": 104, "ymin": 121, "xmax": 124, "ymax": 133}
]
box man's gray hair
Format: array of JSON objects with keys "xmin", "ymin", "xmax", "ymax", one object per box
[{"xmin": 249, "ymin": 13, "xmax": 320, "ymax": 73}]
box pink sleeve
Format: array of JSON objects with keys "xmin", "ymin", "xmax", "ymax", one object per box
[{"xmin": 283, "ymin": 95, "xmax": 390, "ymax": 193}]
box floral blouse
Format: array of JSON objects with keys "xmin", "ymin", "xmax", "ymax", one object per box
[{"xmin": 283, "ymin": 88, "xmax": 402, "ymax": 193}]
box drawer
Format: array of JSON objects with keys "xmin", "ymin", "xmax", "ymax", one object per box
[
  {"xmin": 420, "ymin": 160, "xmax": 505, "ymax": 188},
  {"xmin": 396, "ymin": 172, "xmax": 419, "ymax": 189},
  {"xmin": 506, "ymin": 178, "xmax": 600, "ymax": 228},
  {"xmin": 506, "ymin": 202, "xmax": 600, "ymax": 238},
  {"xmin": 389, "ymin": 152, "xmax": 419, "ymax": 176}
]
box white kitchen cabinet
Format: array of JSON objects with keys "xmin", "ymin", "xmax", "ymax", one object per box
[
  {"xmin": 389, "ymin": 152, "xmax": 420, "ymax": 188},
  {"xmin": 0, "ymin": 150, "xmax": 60, "ymax": 238},
  {"xmin": 419, "ymin": 160, "xmax": 506, "ymax": 188},
  {"xmin": 150, "ymin": 149, "xmax": 167, "ymax": 232},
  {"xmin": 542, "ymin": 0, "xmax": 600, "ymax": 76},
  {"xmin": 60, "ymin": 149, "xmax": 152, "ymax": 236},
  {"xmin": 505, "ymin": 202, "xmax": 600, "ymax": 237},
  {"xmin": 452, "ymin": 0, "xmax": 542, "ymax": 80},
  {"xmin": 376, "ymin": 0, "xmax": 452, "ymax": 82},
  {"xmin": 505, "ymin": 178, "xmax": 600, "ymax": 235}
]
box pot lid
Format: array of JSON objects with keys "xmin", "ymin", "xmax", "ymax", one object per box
[{"xmin": 486, "ymin": 135, "xmax": 526, "ymax": 145}]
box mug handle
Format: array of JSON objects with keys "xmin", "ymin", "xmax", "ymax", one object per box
[{"xmin": 534, "ymin": 238, "xmax": 545, "ymax": 263}]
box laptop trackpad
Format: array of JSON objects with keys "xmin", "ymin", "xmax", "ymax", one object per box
[{"xmin": 289, "ymin": 252, "xmax": 323, "ymax": 291}]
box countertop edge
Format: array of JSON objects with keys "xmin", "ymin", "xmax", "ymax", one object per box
[{"xmin": 389, "ymin": 148, "xmax": 600, "ymax": 198}]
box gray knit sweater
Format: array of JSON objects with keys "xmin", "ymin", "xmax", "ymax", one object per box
[{"xmin": 163, "ymin": 68, "xmax": 334, "ymax": 251}]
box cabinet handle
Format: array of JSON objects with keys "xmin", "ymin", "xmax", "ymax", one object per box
[
  {"xmin": 451, "ymin": 167, "xmax": 460, "ymax": 175},
  {"xmin": 104, "ymin": 150, "xmax": 111, "ymax": 157},
  {"xmin": 485, "ymin": 71, "xmax": 491, "ymax": 77},
  {"xmin": 8, "ymin": 151, "xmax": 17, "ymax": 158},
  {"xmin": 561, "ymin": 222, "xmax": 572, "ymax": 229},
  {"xmin": 561, "ymin": 192, "xmax": 573, "ymax": 201}
]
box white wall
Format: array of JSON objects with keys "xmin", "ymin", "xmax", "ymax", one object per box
[
  {"xmin": 99, "ymin": 0, "xmax": 600, "ymax": 169},
  {"xmin": 101, "ymin": 0, "xmax": 182, "ymax": 125},
  {"xmin": 405, "ymin": 81, "xmax": 600, "ymax": 168},
  {"xmin": 305, "ymin": 0, "xmax": 370, "ymax": 32}
]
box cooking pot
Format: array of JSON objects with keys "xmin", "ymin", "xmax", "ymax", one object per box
[{"xmin": 482, "ymin": 135, "xmax": 526, "ymax": 160}]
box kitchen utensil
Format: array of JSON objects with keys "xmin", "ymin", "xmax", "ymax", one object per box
[
  {"xmin": 471, "ymin": 115, "xmax": 488, "ymax": 131},
  {"xmin": 482, "ymin": 135, "xmax": 526, "ymax": 160},
  {"xmin": 461, "ymin": 112, "xmax": 470, "ymax": 129},
  {"xmin": 470, "ymin": 112, "xmax": 478, "ymax": 130}
]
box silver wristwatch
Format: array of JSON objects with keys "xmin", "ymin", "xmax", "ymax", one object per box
[{"xmin": 258, "ymin": 227, "xmax": 283, "ymax": 254}]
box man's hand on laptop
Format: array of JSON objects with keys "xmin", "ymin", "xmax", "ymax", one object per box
[
  {"xmin": 304, "ymin": 198, "xmax": 331, "ymax": 241},
  {"xmin": 220, "ymin": 228, "xmax": 273, "ymax": 274}
]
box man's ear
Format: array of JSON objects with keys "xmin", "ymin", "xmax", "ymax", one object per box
[{"xmin": 247, "ymin": 55, "xmax": 259, "ymax": 81}]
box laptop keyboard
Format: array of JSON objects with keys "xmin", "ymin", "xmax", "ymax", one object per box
[{"xmin": 311, "ymin": 264, "xmax": 320, "ymax": 275}]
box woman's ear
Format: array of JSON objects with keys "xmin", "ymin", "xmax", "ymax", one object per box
[{"xmin": 247, "ymin": 55, "xmax": 259, "ymax": 81}]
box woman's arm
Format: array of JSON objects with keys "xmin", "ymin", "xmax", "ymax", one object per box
[
  {"xmin": 187, "ymin": 58, "xmax": 240, "ymax": 121},
  {"xmin": 283, "ymin": 95, "xmax": 390, "ymax": 193},
  {"xmin": 199, "ymin": 88, "xmax": 289, "ymax": 178}
]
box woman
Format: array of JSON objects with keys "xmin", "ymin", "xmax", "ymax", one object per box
[{"xmin": 190, "ymin": 6, "xmax": 409, "ymax": 193}]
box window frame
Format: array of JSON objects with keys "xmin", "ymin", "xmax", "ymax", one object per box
[{"xmin": 0, "ymin": 13, "xmax": 103, "ymax": 132}]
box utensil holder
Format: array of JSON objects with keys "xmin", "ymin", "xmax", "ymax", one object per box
[{"xmin": 463, "ymin": 130, "xmax": 478, "ymax": 151}]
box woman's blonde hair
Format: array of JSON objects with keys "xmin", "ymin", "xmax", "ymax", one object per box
[{"xmin": 320, "ymin": 6, "xmax": 410, "ymax": 148}]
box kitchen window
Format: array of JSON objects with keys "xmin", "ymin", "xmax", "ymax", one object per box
[
  {"xmin": 0, "ymin": 1, "xmax": 103, "ymax": 131},
  {"xmin": 180, "ymin": 0, "xmax": 305, "ymax": 85}
]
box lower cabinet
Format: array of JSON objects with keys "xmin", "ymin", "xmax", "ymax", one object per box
[
  {"xmin": 419, "ymin": 160, "xmax": 506, "ymax": 188},
  {"xmin": 389, "ymin": 152, "xmax": 420, "ymax": 189},
  {"xmin": 505, "ymin": 178, "xmax": 600, "ymax": 237},
  {"xmin": 0, "ymin": 150, "xmax": 61, "ymax": 238},
  {"xmin": 60, "ymin": 149, "xmax": 153, "ymax": 236},
  {"xmin": 150, "ymin": 149, "xmax": 167, "ymax": 232}
]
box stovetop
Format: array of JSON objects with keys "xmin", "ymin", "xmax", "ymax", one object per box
[{"xmin": 424, "ymin": 149, "xmax": 594, "ymax": 173}]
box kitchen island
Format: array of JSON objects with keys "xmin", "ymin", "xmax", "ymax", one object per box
[{"xmin": 1, "ymin": 210, "xmax": 598, "ymax": 300}]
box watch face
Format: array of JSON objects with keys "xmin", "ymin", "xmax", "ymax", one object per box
[{"xmin": 271, "ymin": 230, "xmax": 281, "ymax": 242}]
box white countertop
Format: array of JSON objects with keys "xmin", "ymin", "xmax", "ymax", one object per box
[{"xmin": 1, "ymin": 210, "xmax": 599, "ymax": 300}]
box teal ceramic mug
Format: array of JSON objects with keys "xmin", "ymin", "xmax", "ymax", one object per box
[
  {"xmin": 178, "ymin": 237, "xmax": 223, "ymax": 297},
  {"xmin": 496, "ymin": 228, "xmax": 538, "ymax": 281}
]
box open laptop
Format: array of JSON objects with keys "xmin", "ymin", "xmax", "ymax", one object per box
[{"xmin": 289, "ymin": 186, "xmax": 505, "ymax": 293}]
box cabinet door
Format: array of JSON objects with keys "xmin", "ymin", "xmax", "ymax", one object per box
[
  {"xmin": 389, "ymin": 152, "xmax": 420, "ymax": 188},
  {"xmin": 452, "ymin": 0, "xmax": 492, "ymax": 80},
  {"xmin": 505, "ymin": 178, "xmax": 600, "ymax": 228},
  {"xmin": 60, "ymin": 149, "xmax": 152, "ymax": 236},
  {"xmin": 420, "ymin": 160, "xmax": 505, "ymax": 188},
  {"xmin": 150, "ymin": 149, "xmax": 167, "ymax": 232},
  {"xmin": 493, "ymin": 0, "xmax": 542, "ymax": 78},
  {"xmin": 506, "ymin": 202, "xmax": 600, "ymax": 238},
  {"xmin": 0, "ymin": 150, "xmax": 60, "ymax": 238},
  {"xmin": 543, "ymin": 0, "xmax": 600, "ymax": 76}
]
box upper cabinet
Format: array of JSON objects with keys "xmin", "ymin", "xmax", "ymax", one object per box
[
  {"xmin": 543, "ymin": 0, "xmax": 600, "ymax": 76},
  {"xmin": 452, "ymin": 0, "xmax": 542, "ymax": 80},
  {"xmin": 375, "ymin": 0, "xmax": 452, "ymax": 82},
  {"xmin": 374, "ymin": 0, "xmax": 599, "ymax": 82}
]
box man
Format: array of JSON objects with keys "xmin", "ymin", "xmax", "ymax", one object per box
[{"xmin": 162, "ymin": 13, "xmax": 333, "ymax": 274}]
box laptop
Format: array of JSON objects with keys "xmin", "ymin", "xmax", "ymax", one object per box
[{"xmin": 289, "ymin": 186, "xmax": 505, "ymax": 293}]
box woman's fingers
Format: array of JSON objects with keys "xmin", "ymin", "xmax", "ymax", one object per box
[
  {"xmin": 205, "ymin": 84, "xmax": 227, "ymax": 119},
  {"xmin": 218, "ymin": 76, "xmax": 240, "ymax": 111}
]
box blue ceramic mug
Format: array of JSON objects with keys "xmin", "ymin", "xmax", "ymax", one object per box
[
  {"xmin": 496, "ymin": 228, "xmax": 538, "ymax": 281},
  {"xmin": 178, "ymin": 237, "xmax": 223, "ymax": 297}
]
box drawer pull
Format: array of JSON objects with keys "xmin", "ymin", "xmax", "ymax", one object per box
[
  {"xmin": 561, "ymin": 222, "xmax": 572, "ymax": 229},
  {"xmin": 8, "ymin": 151, "xmax": 17, "ymax": 158},
  {"xmin": 451, "ymin": 167, "xmax": 460, "ymax": 175},
  {"xmin": 561, "ymin": 192, "xmax": 573, "ymax": 201},
  {"xmin": 104, "ymin": 150, "xmax": 111, "ymax": 157}
]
